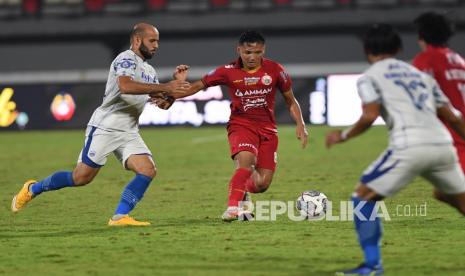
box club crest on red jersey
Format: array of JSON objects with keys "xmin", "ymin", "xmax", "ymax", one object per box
[{"xmin": 261, "ymin": 75, "xmax": 272, "ymax": 85}]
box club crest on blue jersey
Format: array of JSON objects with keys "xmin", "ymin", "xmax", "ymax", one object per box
[{"xmin": 114, "ymin": 58, "xmax": 136, "ymax": 71}]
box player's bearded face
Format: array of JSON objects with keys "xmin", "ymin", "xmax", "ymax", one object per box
[
  {"xmin": 139, "ymin": 41, "xmax": 154, "ymax": 60},
  {"xmin": 238, "ymin": 42, "xmax": 265, "ymax": 70}
]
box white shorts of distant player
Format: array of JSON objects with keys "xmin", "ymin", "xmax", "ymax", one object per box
[
  {"xmin": 77, "ymin": 126, "xmax": 153, "ymax": 170},
  {"xmin": 361, "ymin": 144, "xmax": 465, "ymax": 196}
]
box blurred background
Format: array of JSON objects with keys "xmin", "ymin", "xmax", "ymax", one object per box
[{"xmin": 1, "ymin": 0, "xmax": 464, "ymax": 130}]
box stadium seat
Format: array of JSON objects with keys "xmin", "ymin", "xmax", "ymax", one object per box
[
  {"xmin": 356, "ymin": 0, "xmax": 397, "ymax": 7},
  {"xmin": 292, "ymin": 0, "xmax": 336, "ymax": 9},
  {"xmin": 210, "ymin": 0, "xmax": 230, "ymax": 7},
  {"xmin": 167, "ymin": 0, "xmax": 209, "ymax": 12},
  {"xmin": 0, "ymin": 0, "xmax": 22, "ymax": 18},
  {"xmin": 42, "ymin": 0, "xmax": 83, "ymax": 16},
  {"xmin": 146, "ymin": 0, "xmax": 167, "ymax": 10},
  {"xmin": 22, "ymin": 0, "xmax": 40, "ymax": 15},
  {"xmin": 103, "ymin": 0, "xmax": 144, "ymax": 14}
]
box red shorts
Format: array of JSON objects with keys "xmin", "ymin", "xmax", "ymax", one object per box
[{"xmin": 227, "ymin": 123, "xmax": 278, "ymax": 171}]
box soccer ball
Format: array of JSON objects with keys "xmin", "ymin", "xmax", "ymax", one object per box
[{"xmin": 296, "ymin": 190, "xmax": 328, "ymax": 219}]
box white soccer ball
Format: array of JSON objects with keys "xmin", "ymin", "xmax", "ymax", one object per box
[{"xmin": 296, "ymin": 190, "xmax": 328, "ymax": 219}]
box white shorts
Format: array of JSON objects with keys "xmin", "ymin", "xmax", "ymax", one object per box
[
  {"xmin": 361, "ymin": 144, "xmax": 465, "ymax": 196},
  {"xmin": 77, "ymin": 126, "xmax": 153, "ymax": 169}
]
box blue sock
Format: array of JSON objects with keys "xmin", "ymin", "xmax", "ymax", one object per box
[
  {"xmin": 114, "ymin": 174, "xmax": 153, "ymax": 215},
  {"xmin": 352, "ymin": 196, "xmax": 382, "ymax": 268},
  {"xmin": 30, "ymin": 171, "xmax": 75, "ymax": 196}
]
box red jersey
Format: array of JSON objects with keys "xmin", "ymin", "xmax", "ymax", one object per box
[
  {"xmin": 413, "ymin": 46, "xmax": 465, "ymax": 145},
  {"xmin": 202, "ymin": 58, "xmax": 292, "ymax": 132}
]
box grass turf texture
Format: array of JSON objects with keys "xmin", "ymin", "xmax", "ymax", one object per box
[{"xmin": 1, "ymin": 125, "xmax": 464, "ymax": 275}]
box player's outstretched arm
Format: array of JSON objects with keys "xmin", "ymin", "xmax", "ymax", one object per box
[
  {"xmin": 167, "ymin": 80, "xmax": 206, "ymax": 99},
  {"xmin": 326, "ymin": 102, "xmax": 380, "ymax": 148},
  {"xmin": 437, "ymin": 104, "xmax": 465, "ymax": 141},
  {"xmin": 282, "ymin": 89, "xmax": 308, "ymax": 149},
  {"xmin": 118, "ymin": 76, "xmax": 190, "ymax": 96},
  {"xmin": 149, "ymin": 80, "xmax": 205, "ymax": 109}
]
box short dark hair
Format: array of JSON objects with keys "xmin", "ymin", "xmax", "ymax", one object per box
[
  {"xmin": 130, "ymin": 25, "xmax": 145, "ymax": 43},
  {"xmin": 363, "ymin": 24, "xmax": 402, "ymax": 56},
  {"xmin": 414, "ymin": 11, "xmax": 455, "ymax": 46},
  {"xmin": 238, "ymin": 30, "xmax": 265, "ymax": 45}
]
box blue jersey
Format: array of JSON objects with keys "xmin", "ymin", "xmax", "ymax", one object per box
[
  {"xmin": 358, "ymin": 58, "xmax": 452, "ymax": 149},
  {"xmin": 88, "ymin": 49, "xmax": 159, "ymax": 133}
]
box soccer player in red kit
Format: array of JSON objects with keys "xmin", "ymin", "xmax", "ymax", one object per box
[
  {"xmin": 159, "ymin": 30, "xmax": 308, "ymax": 221},
  {"xmin": 413, "ymin": 12, "xmax": 465, "ymax": 171}
]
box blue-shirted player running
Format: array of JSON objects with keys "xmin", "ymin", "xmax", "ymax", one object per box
[
  {"xmin": 11, "ymin": 23, "xmax": 190, "ymax": 226},
  {"xmin": 327, "ymin": 24, "xmax": 465, "ymax": 275}
]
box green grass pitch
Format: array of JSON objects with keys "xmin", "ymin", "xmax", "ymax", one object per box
[{"xmin": 1, "ymin": 125, "xmax": 464, "ymax": 275}]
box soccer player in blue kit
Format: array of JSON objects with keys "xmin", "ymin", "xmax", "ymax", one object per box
[
  {"xmin": 11, "ymin": 23, "xmax": 190, "ymax": 226},
  {"xmin": 327, "ymin": 24, "xmax": 465, "ymax": 275}
]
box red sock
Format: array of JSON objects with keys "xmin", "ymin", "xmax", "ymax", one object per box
[
  {"xmin": 228, "ymin": 168, "xmax": 252, "ymax": 207},
  {"xmin": 245, "ymin": 177, "xmax": 260, "ymax": 193}
]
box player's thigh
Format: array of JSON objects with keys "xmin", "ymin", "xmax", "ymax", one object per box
[
  {"xmin": 360, "ymin": 148, "xmax": 418, "ymax": 197},
  {"xmin": 233, "ymin": 151, "xmax": 256, "ymax": 169},
  {"xmin": 256, "ymin": 132, "xmax": 278, "ymax": 172},
  {"xmin": 77, "ymin": 127, "xmax": 120, "ymax": 168},
  {"xmin": 227, "ymin": 124, "xmax": 260, "ymax": 161},
  {"xmin": 422, "ymin": 145, "xmax": 465, "ymax": 195},
  {"xmin": 115, "ymin": 133, "xmax": 155, "ymax": 175},
  {"xmin": 355, "ymin": 184, "xmax": 384, "ymax": 201}
]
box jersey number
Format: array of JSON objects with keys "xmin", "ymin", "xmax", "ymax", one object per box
[{"xmin": 394, "ymin": 80, "xmax": 429, "ymax": 110}]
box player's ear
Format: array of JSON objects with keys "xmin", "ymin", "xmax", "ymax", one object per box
[
  {"xmin": 236, "ymin": 46, "xmax": 241, "ymax": 55},
  {"xmin": 134, "ymin": 35, "xmax": 142, "ymax": 47}
]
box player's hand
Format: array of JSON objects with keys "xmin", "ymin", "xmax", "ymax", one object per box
[
  {"xmin": 325, "ymin": 130, "xmax": 343, "ymax": 149},
  {"xmin": 165, "ymin": 79, "xmax": 191, "ymax": 96},
  {"xmin": 150, "ymin": 94, "xmax": 175, "ymax": 110},
  {"xmin": 296, "ymin": 124, "xmax": 308, "ymax": 149},
  {"xmin": 173, "ymin": 64, "xmax": 190, "ymax": 81}
]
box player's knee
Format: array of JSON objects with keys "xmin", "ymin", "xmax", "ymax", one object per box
[
  {"xmin": 236, "ymin": 164, "xmax": 255, "ymax": 171},
  {"xmin": 137, "ymin": 166, "xmax": 156, "ymax": 179},
  {"xmin": 255, "ymin": 179, "xmax": 272, "ymax": 193},
  {"xmin": 254, "ymin": 185, "xmax": 268, "ymax": 193}
]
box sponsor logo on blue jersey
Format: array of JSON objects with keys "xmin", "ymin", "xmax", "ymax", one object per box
[{"xmin": 141, "ymin": 71, "xmax": 156, "ymax": 83}]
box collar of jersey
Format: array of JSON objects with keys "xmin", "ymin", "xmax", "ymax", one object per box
[
  {"xmin": 129, "ymin": 49, "xmax": 146, "ymax": 63},
  {"xmin": 235, "ymin": 57, "xmax": 263, "ymax": 74}
]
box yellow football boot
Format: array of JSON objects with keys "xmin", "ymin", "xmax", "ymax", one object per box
[
  {"xmin": 108, "ymin": 215, "xmax": 151, "ymax": 226},
  {"xmin": 11, "ymin": 180, "xmax": 37, "ymax": 213}
]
